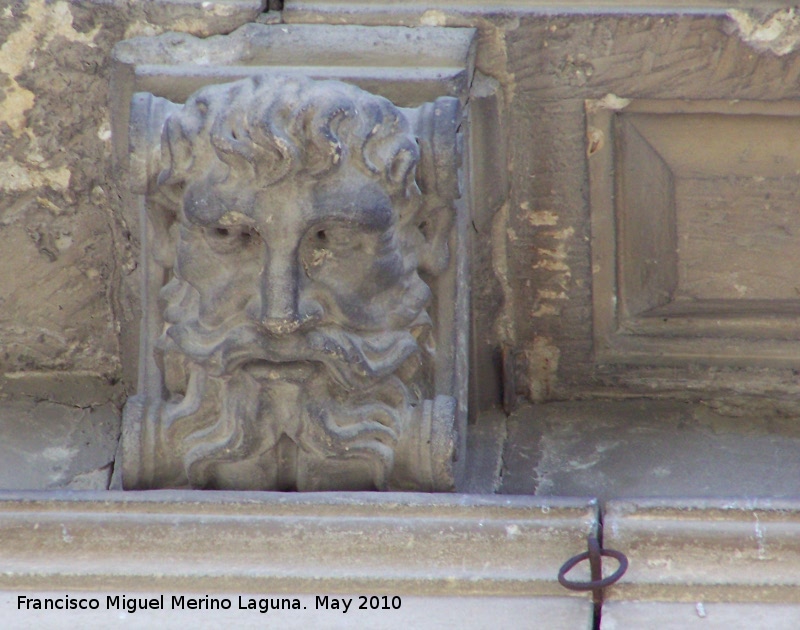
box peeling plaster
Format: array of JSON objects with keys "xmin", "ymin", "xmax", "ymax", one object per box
[
  {"xmin": 524, "ymin": 209, "xmax": 559, "ymax": 227},
  {"xmin": 524, "ymin": 337, "xmax": 561, "ymax": 403},
  {"xmin": 530, "ymin": 304, "xmax": 560, "ymax": 318},
  {"xmin": 537, "ymin": 290, "xmax": 568, "ymax": 301},
  {"xmin": 97, "ymin": 120, "xmax": 112, "ymax": 142},
  {"xmin": 420, "ymin": 10, "xmax": 448, "ymax": 27},
  {"xmin": 0, "ymin": 0, "xmax": 100, "ymax": 135},
  {"xmin": 533, "ymin": 227, "xmax": 574, "ymax": 283},
  {"xmin": 527, "ymin": 212, "xmax": 574, "ymax": 326},
  {"xmin": 728, "ymin": 8, "xmax": 800, "ymax": 56},
  {"xmin": 0, "ymin": 159, "xmax": 71, "ymax": 192},
  {"xmin": 586, "ymin": 93, "xmax": 631, "ymax": 114},
  {"xmin": 198, "ymin": 1, "xmax": 248, "ymax": 17}
]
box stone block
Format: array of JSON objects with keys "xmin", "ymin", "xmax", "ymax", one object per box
[{"xmin": 0, "ymin": 401, "xmax": 119, "ymax": 490}]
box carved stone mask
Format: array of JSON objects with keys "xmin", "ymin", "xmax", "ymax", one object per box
[{"xmin": 123, "ymin": 75, "xmax": 462, "ymax": 492}]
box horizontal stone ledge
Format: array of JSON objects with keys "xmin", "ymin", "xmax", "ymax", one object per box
[
  {"xmin": 0, "ymin": 491, "xmax": 596, "ymax": 596},
  {"xmin": 283, "ymin": 0, "xmax": 743, "ymax": 25},
  {"xmin": 4, "ymin": 592, "xmax": 593, "ymax": 629},
  {"xmin": 602, "ymin": 601, "xmax": 800, "ymax": 630},
  {"xmin": 132, "ymin": 65, "xmax": 472, "ymax": 105},
  {"xmin": 604, "ymin": 498, "xmax": 800, "ymax": 603},
  {"xmin": 113, "ymin": 24, "xmax": 477, "ymax": 69}
]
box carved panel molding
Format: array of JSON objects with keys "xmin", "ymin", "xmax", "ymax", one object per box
[
  {"xmin": 588, "ymin": 98, "xmax": 800, "ymax": 367},
  {"xmin": 112, "ymin": 25, "xmax": 478, "ymax": 491}
]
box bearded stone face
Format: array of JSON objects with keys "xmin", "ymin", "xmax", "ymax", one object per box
[
  {"xmin": 123, "ymin": 75, "xmax": 457, "ymax": 492},
  {"xmin": 159, "ymin": 162, "xmax": 437, "ymax": 489},
  {"xmin": 163, "ymin": 163, "xmax": 433, "ymax": 391}
]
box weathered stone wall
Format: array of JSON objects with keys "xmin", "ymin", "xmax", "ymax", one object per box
[
  {"xmin": 0, "ymin": 0, "xmax": 263, "ymax": 406},
  {"xmin": 0, "ymin": 0, "xmax": 262, "ymax": 488},
  {"xmin": 3, "ymin": 0, "xmax": 800, "ymax": 417},
  {"xmin": 501, "ymin": 11, "xmax": 800, "ymax": 404}
]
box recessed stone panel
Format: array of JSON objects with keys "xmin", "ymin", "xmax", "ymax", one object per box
[
  {"xmin": 675, "ymin": 176, "xmax": 800, "ymax": 301},
  {"xmin": 588, "ymin": 99, "xmax": 800, "ymax": 365}
]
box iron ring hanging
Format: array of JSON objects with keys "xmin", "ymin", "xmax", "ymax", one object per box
[{"xmin": 558, "ymin": 536, "xmax": 628, "ymax": 592}]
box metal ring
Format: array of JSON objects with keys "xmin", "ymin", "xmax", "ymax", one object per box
[{"xmin": 558, "ymin": 548, "xmax": 628, "ymax": 591}]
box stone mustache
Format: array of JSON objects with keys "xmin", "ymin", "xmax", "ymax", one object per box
[{"xmin": 122, "ymin": 75, "xmax": 462, "ymax": 491}]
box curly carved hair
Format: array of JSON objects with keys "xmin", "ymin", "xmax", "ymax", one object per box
[{"xmin": 157, "ymin": 74, "xmax": 421, "ymax": 199}]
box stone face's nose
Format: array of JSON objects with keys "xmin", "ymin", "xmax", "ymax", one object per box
[{"xmin": 248, "ymin": 240, "xmax": 302, "ymax": 334}]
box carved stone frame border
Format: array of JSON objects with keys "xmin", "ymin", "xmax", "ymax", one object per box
[{"xmin": 588, "ymin": 98, "xmax": 800, "ymax": 367}]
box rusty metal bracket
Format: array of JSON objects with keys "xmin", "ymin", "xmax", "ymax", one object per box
[{"xmin": 558, "ymin": 536, "xmax": 628, "ymax": 618}]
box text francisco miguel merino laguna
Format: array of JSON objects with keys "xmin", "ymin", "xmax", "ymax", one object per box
[{"xmin": 17, "ymin": 594, "xmax": 402, "ymax": 614}]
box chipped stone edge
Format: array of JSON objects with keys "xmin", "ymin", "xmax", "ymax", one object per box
[
  {"xmin": 125, "ymin": 0, "xmax": 268, "ymax": 39},
  {"xmin": 727, "ymin": 8, "xmax": 800, "ymax": 57}
]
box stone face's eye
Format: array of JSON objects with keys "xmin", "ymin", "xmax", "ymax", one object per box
[
  {"xmin": 204, "ymin": 225, "xmax": 257, "ymax": 253},
  {"xmin": 308, "ymin": 224, "xmax": 361, "ymax": 250},
  {"xmin": 301, "ymin": 221, "xmax": 387, "ymax": 280},
  {"xmin": 206, "ymin": 226, "xmax": 235, "ymax": 239}
]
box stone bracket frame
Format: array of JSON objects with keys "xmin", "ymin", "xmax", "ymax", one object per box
[
  {"xmin": 588, "ymin": 98, "xmax": 800, "ymax": 367},
  {"xmin": 111, "ymin": 24, "xmax": 480, "ymax": 490}
]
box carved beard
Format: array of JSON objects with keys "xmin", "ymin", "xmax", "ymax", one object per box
[
  {"xmin": 158, "ymin": 275, "xmax": 434, "ymax": 393},
  {"xmin": 153, "ymin": 275, "xmax": 435, "ymax": 490}
]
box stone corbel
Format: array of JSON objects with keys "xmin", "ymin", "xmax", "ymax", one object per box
[{"xmin": 122, "ymin": 70, "xmax": 466, "ymax": 492}]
